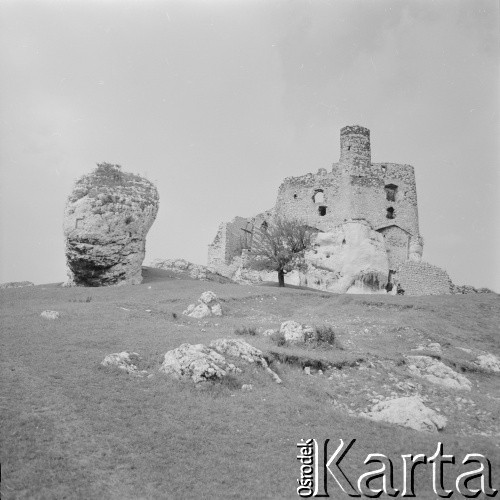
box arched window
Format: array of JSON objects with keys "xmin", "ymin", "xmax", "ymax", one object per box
[
  {"xmin": 386, "ymin": 207, "xmax": 395, "ymax": 219},
  {"xmin": 318, "ymin": 206, "xmax": 327, "ymax": 216},
  {"xmin": 313, "ymin": 189, "xmax": 324, "ymax": 204},
  {"xmin": 261, "ymin": 221, "xmax": 268, "ymax": 232}
]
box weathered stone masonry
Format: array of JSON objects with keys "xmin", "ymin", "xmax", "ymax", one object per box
[{"xmin": 208, "ymin": 126, "xmax": 451, "ymax": 295}]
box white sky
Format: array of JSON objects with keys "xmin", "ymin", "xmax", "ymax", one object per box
[{"xmin": 0, "ymin": 0, "xmax": 498, "ymax": 290}]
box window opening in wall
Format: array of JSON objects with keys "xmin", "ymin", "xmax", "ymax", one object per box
[
  {"xmin": 342, "ymin": 238, "xmax": 346, "ymax": 245},
  {"xmin": 381, "ymin": 165, "xmax": 387, "ymax": 173},
  {"xmin": 386, "ymin": 207, "xmax": 395, "ymax": 219},
  {"xmin": 293, "ymin": 194, "xmax": 297, "ymax": 199},
  {"xmin": 261, "ymin": 221, "xmax": 268, "ymax": 231},
  {"xmin": 312, "ymin": 189, "xmax": 324, "ymax": 204},
  {"xmin": 385, "ymin": 184, "xmax": 398, "ymax": 202},
  {"xmin": 318, "ymin": 206, "xmax": 327, "ymax": 216},
  {"xmin": 347, "ymin": 146, "xmax": 351, "ymax": 151}
]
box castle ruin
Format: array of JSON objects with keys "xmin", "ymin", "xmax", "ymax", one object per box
[{"xmin": 208, "ymin": 126, "xmax": 452, "ymax": 295}]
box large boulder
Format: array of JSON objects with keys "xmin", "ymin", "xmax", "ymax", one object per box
[
  {"xmin": 279, "ymin": 321, "xmax": 314, "ymax": 344},
  {"xmin": 159, "ymin": 343, "xmax": 240, "ymax": 383},
  {"xmin": 474, "ymin": 353, "xmax": 500, "ymax": 373},
  {"xmin": 183, "ymin": 291, "xmax": 223, "ymax": 318},
  {"xmin": 406, "ymin": 355, "xmax": 472, "ymax": 391},
  {"xmin": 63, "ymin": 163, "xmax": 159, "ymax": 286},
  {"xmin": 364, "ymin": 396, "xmax": 447, "ymax": 433}
]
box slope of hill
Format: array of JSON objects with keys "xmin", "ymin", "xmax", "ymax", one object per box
[{"xmin": 1, "ymin": 270, "xmax": 498, "ymax": 498}]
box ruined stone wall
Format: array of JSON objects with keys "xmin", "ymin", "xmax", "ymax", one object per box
[
  {"xmin": 208, "ymin": 210, "xmax": 275, "ymax": 267},
  {"xmin": 274, "ymin": 168, "xmax": 342, "ymax": 231},
  {"xmin": 395, "ymin": 261, "xmax": 452, "ymax": 296},
  {"xmin": 274, "ymin": 125, "xmax": 421, "ymax": 263},
  {"xmin": 208, "ymin": 216, "xmax": 249, "ymax": 267},
  {"xmin": 377, "ymin": 225, "xmax": 410, "ymax": 269}
]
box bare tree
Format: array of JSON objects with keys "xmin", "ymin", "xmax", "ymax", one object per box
[{"xmin": 248, "ymin": 217, "xmax": 314, "ymax": 287}]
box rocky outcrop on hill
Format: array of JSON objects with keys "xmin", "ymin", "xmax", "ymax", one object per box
[
  {"xmin": 63, "ymin": 163, "xmax": 159, "ymax": 286},
  {"xmin": 159, "ymin": 343, "xmax": 240, "ymax": 383},
  {"xmin": 303, "ymin": 222, "xmax": 389, "ymax": 294},
  {"xmin": 209, "ymin": 338, "xmax": 282, "ymax": 383},
  {"xmin": 451, "ymin": 284, "xmax": 494, "ymax": 294},
  {"xmin": 183, "ymin": 291, "xmax": 223, "ymax": 319},
  {"xmin": 406, "ymin": 355, "xmax": 472, "ymax": 391},
  {"xmin": 0, "ymin": 281, "xmax": 34, "ymax": 289},
  {"xmin": 364, "ymin": 396, "xmax": 447, "ymax": 433}
]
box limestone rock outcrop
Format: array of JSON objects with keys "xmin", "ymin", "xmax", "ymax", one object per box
[
  {"xmin": 41, "ymin": 310, "xmax": 60, "ymax": 320},
  {"xmin": 364, "ymin": 396, "xmax": 447, "ymax": 433},
  {"xmin": 279, "ymin": 321, "xmax": 314, "ymax": 344},
  {"xmin": 474, "ymin": 353, "xmax": 500, "ymax": 373},
  {"xmin": 159, "ymin": 343, "xmax": 240, "ymax": 383},
  {"xmin": 0, "ymin": 281, "xmax": 34, "ymax": 289},
  {"xmin": 63, "ymin": 163, "xmax": 159, "ymax": 286},
  {"xmin": 304, "ymin": 221, "xmax": 389, "ymax": 293},
  {"xmin": 406, "ymin": 355, "xmax": 472, "ymax": 391},
  {"xmin": 183, "ymin": 291, "xmax": 223, "ymax": 319},
  {"xmin": 149, "ymin": 258, "xmax": 210, "ymax": 280},
  {"xmin": 101, "ymin": 351, "xmax": 148, "ymax": 376},
  {"xmin": 209, "ymin": 338, "xmax": 282, "ymax": 383}
]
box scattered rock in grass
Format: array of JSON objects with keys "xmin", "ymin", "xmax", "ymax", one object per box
[
  {"xmin": 41, "ymin": 310, "xmax": 60, "ymax": 320},
  {"xmin": 183, "ymin": 291, "xmax": 223, "ymax": 319},
  {"xmin": 0, "ymin": 281, "xmax": 34, "ymax": 289},
  {"xmin": 304, "ymin": 367, "xmax": 311, "ymax": 375},
  {"xmin": 209, "ymin": 338, "xmax": 282, "ymax": 384},
  {"xmin": 159, "ymin": 343, "xmax": 240, "ymax": 383},
  {"xmin": 406, "ymin": 355, "xmax": 472, "ymax": 391},
  {"xmin": 262, "ymin": 329, "xmax": 275, "ymax": 336},
  {"xmin": 474, "ymin": 353, "xmax": 500, "ymax": 373},
  {"xmin": 279, "ymin": 320, "xmax": 313, "ymax": 344},
  {"xmin": 363, "ymin": 395, "xmax": 447, "ymax": 433},
  {"xmin": 412, "ymin": 342, "xmax": 442, "ymax": 353},
  {"xmin": 101, "ymin": 351, "xmax": 148, "ymax": 376},
  {"xmin": 241, "ymin": 384, "xmax": 253, "ymax": 391}
]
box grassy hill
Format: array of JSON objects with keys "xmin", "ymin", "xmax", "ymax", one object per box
[{"xmin": 1, "ymin": 268, "xmax": 499, "ymax": 499}]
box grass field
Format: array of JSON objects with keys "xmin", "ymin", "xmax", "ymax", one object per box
[{"xmin": 1, "ymin": 268, "xmax": 499, "ymax": 499}]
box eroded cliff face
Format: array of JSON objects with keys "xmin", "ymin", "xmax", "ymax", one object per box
[
  {"xmin": 63, "ymin": 163, "xmax": 159, "ymax": 286},
  {"xmin": 303, "ymin": 221, "xmax": 389, "ymax": 293}
]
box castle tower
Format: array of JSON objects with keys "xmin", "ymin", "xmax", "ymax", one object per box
[{"xmin": 339, "ymin": 125, "xmax": 371, "ymax": 171}]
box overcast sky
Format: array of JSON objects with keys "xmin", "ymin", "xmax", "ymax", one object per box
[{"xmin": 0, "ymin": 0, "xmax": 498, "ymax": 291}]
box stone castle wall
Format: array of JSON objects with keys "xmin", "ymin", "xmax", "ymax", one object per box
[
  {"xmin": 395, "ymin": 261, "xmax": 452, "ymax": 296},
  {"xmin": 274, "ymin": 161, "xmax": 420, "ymax": 249}
]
